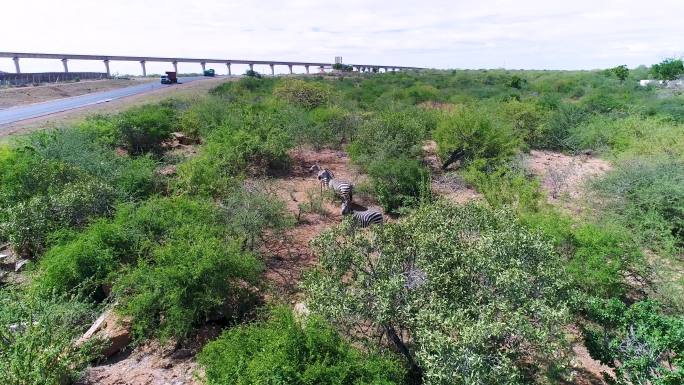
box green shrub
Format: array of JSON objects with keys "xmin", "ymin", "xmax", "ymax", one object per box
[
  {"xmin": 0, "ymin": 128, "xmax": 159, "ymax": 256},
  {"xmin": 501, "ymin": 99, "xmax": 547, "ymax": 147},
  {"xmin": 592, "ymin": 157, "xmax": 684, "ymax": 254},
  {"xmin": 348, "ymin": 109, "xmax": 430, "ymax": 167},
  {"xmin": 244, "ymin": 69, "xmax": 263, "ymax": 78},
  {"xmin": 218, "ymin": 182, "xmax": 293, "ymax": 250},
  {"xmin": 462, "ymin": 163, "xmax": 542, "ymax": 212},
  {"xmin": 582, "ymin": 298, "xmax": 684, "ymax": 384},
  {"xmin": 116, "ymin": 103, "xmax": 177, "ymax": 154},
  {"xmin": 211, "ymin": 77, "xmax": 275, "ymax": 97},
  {"xmin": 114, "ymin": 234, "xmax": 261, "ymax": 341},
  {"xmin": 34, "ymin": 197, "xmax": 224, "ymax": 297},
  {"xmin": 434, "ymin": 106, "xmax": 521, "ymax": 170},
  {"xmin": 273, "ymin": 79, "xmax": 332, "ymax": 109},
  {"xmin": 198, "ymin": 307, "xmax": 405, "ymax": 385},
  {"xmin": 367, "ymin": 157, "xmax": 431, "ymax": 213},
  {"xmin": 27, "ymin": 128, "xmax": 159, "ymax": 200},
  {"xmin": 0, "ymin": 289, "xmax": 101, "ymax": 385},
  {"xmin": 34, "ymin": 193, "xmax": 284, "ymax": 339},
  {"xmin": 521, "ymin": 211, "xmax": 643, "ymax": 298},
  {"xmin": 304, "ymin": 202, "xmax": 571, "ymax": 384},
  {"xmin": 400, "ymin": 84, "xmax": 441, "ymax": 104},
  {"xmin": 581, "ymin": 90, "xmax": 625, "ymax": 114},
  {"xmin": 174, "ymin": 102, "xmax": 295, "ymax": 197},
  {"xmin": 538, "ymin": 103, "xmax": 588, "ymax": 150},
  {"xmin": 298, "ymin": 106, "xmax": 359, "ymax": 149}
]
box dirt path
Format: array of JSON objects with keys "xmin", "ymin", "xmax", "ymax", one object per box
[
  {"xmin": 262, "ymin": 147, "xmax": 374, "ymax": 297},
  {"xmin": 0, "ymin": 78, "xmax": 154, "ymax": 109}
]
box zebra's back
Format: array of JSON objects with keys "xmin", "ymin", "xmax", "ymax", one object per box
[
  {"xmin": 352, "ymin": 209, "xmax": 383, "ymax": 227},
  {"xmin": 329, "ymin": 179, "xmax": 354, "ymax": 201}
]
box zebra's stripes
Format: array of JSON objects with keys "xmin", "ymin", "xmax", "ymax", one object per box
[
  {"xmin": 312, "ymin": 165, "xmax": 354, "ymax": 203},
  {"xmin": 341, "ymin": 202, "xmax": 383, "ymax": 227}
]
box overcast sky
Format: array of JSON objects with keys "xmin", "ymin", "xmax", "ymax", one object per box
[{"xmin": 1, "ymin": 0, "xmax": 683, "ymax": 75}]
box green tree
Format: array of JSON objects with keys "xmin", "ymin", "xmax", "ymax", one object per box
[
  {"xmin": 611, "ymin": 65, "xmax": 629, "ymax": 81},
  {"xmin": 304, "ymin": 202, "xmax": 571, "ymax": 385},
  {"xmin": 651, "ymin": 58, "xmax": 684, "ymax": 81}
]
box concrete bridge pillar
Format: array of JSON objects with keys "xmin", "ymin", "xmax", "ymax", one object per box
[
  {"xmin": 226, "ymin": 62, "xmax": 232, "ymax": 76},
  {"xmin": 61, "ymin": 58, "xmax": 69, "ymax": 73},
  {"xmin": 270, "ymin": 64, "xmax": 275, "ymax": 76},
  {"xmin": 173, "ymin": 61, "xmax": 178, "ymax": 73},
  {"xmin": 305, "ymin": 65, "xmax": 309, "ymax": 74},
  {"xmin": 288, "ymin": 64, "xmax": 293, "ymax": 74},
  {"xmin": 13, "ymin": 57, "xmax": 20, "ymax": 74},
  {"xmin": 201, "ymin": 62, "xmax": 206, "ymax": 72},
  {"xmin": 249, "ymin": 63, "xmax": 254, "ymax": 72},
  {"xmin": 140, "ymin": 60, "xmax": 147, "ymax": 76},
  {"xmin": 103, "ymin": 60, "xmax": 110, "ymax": 77}
]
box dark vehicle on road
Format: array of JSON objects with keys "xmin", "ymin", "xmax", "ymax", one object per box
[{"xmin": 161, "ymin": 71, "xmax": 178, "ymax": 84}]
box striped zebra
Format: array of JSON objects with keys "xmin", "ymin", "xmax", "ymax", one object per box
[
  {"xmin": 341, "ymin": 201, "xmax": 383, "ymax": 228},
  {"xmin": 310, "ymin": 164, "xmax": 354, "ymax": 203}
]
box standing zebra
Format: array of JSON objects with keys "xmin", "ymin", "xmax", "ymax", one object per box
[
  {"xmin": 341, "ymin": 201, "xmax": 383, "ymax": 227},
  {"xmin": 310, "ymin": 164, "xmax": 354, "ymax": 203}
]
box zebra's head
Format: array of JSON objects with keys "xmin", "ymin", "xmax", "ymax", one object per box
[
  {"xmin": 341, "ymin": 201, "xmax": 353, "ymax": 215},
  {"xmin": 317, "ymin": 169, "xmax": 334, "ymax": 185}
]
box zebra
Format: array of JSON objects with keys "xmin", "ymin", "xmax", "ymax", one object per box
[
  {"xmin": 309, "ymin": 164, "xmax": 354, "ymax": 203},
  {"xmin": 341, "ymin": 201, "xmax": 383, "ymax": 228}
]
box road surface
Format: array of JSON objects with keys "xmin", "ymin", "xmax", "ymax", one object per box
[{"xmin": 0, "ymin": 76, "xmax": 208, "ymax": 126}]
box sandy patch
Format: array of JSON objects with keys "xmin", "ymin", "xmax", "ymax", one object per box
[{"xmin": 525, "ymin": 150, "xmax": 611, "ymax": 210}]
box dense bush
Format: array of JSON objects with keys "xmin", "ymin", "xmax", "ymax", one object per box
[
  {"xmin": 500, "ymin": 99, "xmax": 547, "ymax": 147},
  {"xmin": 304, "ymin": 202, "xmax": 571, "ymax": 384},
  {"xmin": 462, "ymin": 163, "xmax": 542, "ymax": 212},
  {"xmin": 399, "ymin": 84, "xmax": 441, "ymax": 104},
  {"xmin": 592, "ymin": 157, "xmax": 684, "ymax": 254},
  {"xmin": 582, "ymin": 298, "xmax": 684, "ymax": 384},
  {"xmin": 297, "ymin": 106, "xmax": 359, "ymax": 149},
  {"xmin": 521, "ymin": 210, "xmax": 643, "ymax": 298},
  {"xmin": 174, "ymin": 102, "xmax": 297, "ymax": 197},
  {"xmin": 538, "ymin": 103, "xmax": 588, "ymax": 150},
  {"xmin": 199, "ymin": 307, "xmax": 405, "ymax": 385},
  {"xmin": 367, "ymin": 157, "xmax": 431, "ymax": 213},
  {"xmin": 434, "ymin": 106, "xmax": 520, "ymax": 170},
  {"xmin": 0, "ymin": 128, "xmax": 158, "ymax": 257},
  {"xmin": 115, "ymin": 102, "xmax": 177, "ymax": 153},
  {"xmin": 348, "ymin": 109, "xmax": 431, "ymax": 167},
  {"xmin": 114, "ymin": 233, "xmax": 261, "ymax": 340},
  {"xmin": 274, "ymin": 79, "xmax": 332, "ymax": 109},
  {"xmin": 0, "ymin": 289, "xmax": 101, "ymax": 385},
  {"xmin": 34, "ymin": 194, "xmax": 284, "ymax": 339}
]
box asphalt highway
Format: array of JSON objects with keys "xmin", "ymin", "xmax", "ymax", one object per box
[{"xmin": 0, "ymin": 76, "xmax": 207, "ymax": 127}]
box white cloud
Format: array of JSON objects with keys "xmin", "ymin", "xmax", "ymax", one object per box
[{"xmin": 1, "ymin": 0, "xmax": 683, "ymax": 74}]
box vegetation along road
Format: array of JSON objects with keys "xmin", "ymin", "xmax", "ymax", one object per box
[
  {"xmin": 0, "ymin": 76, "xmax": 207, "ymax": 128},
  {"xmin": 1, "ymin": 63, "xmax": 683, "ymax": 385}
]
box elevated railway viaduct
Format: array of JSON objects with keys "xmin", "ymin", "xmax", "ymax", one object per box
[{"xmin": 0, "ymin": 52, "xmax": 423, "ymax": 77}]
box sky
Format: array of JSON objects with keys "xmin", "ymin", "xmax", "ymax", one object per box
[{"xmin": 1, "ymin": 0, "xmax": 683, "ymax": 75}]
